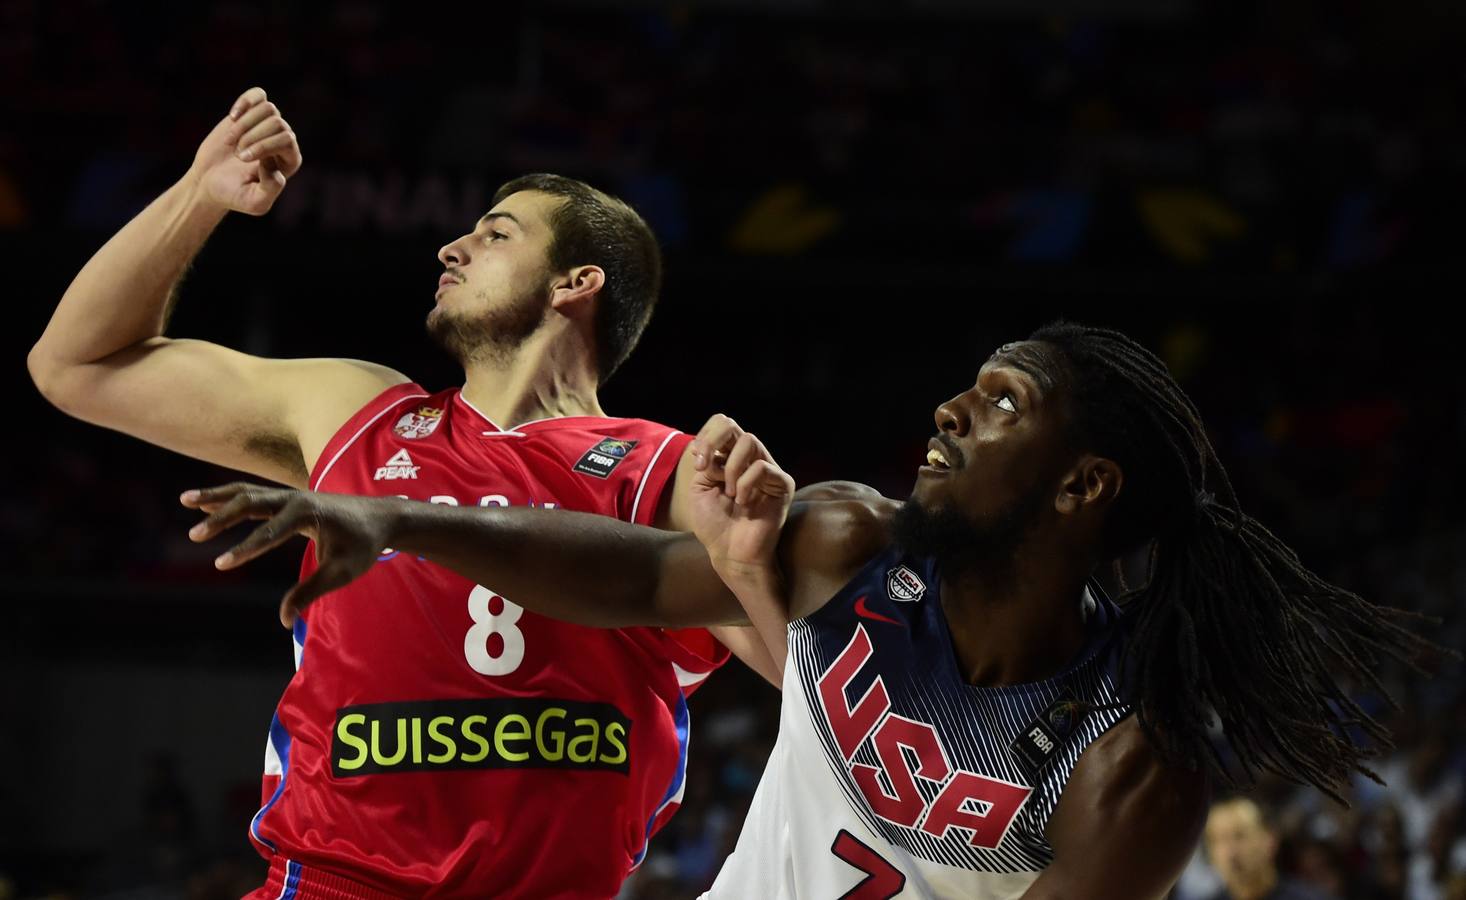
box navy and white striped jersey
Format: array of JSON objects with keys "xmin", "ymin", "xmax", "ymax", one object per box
[{"xmin": 705, "ymin": 546, "xmax": 1131, "ymax": 899}]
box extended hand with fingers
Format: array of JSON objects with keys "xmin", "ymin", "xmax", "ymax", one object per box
[
  {"xmin": 189, "ymin": 86, "xmax": 303, "ymax": 215},
  {"xmin": 685, "ymin": 414, "xmax": 796, "ymax": 580},
  {"xmin": 181, "ymin": 483, "xmax": 396, "ymax": 627}
]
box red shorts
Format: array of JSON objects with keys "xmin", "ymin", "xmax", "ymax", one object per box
[{"xmin": 246, "ymin": 857, "xmax": 404, "ymax": 900}]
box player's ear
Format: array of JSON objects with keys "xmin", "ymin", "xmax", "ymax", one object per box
[
  {"xmin": 1054, "ymin": 455, "xmax": 1122, "ymax": 516},
  {"xmin": 549, "ymin": 265, "xmax": 604, "ymax": 319}
]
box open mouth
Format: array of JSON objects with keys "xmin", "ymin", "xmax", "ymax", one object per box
[{"xmin": 921, "ymin": 438, "xmax": 954, "ymax": 473}]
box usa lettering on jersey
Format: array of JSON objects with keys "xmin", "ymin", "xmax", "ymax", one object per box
[
  {"xmin": 815, "ymin": 625, "xmax": 1033, "ymax": 852},
  {"xmin": 713, "ymin": 552, "xmax": 1130, "ymax": 897}
]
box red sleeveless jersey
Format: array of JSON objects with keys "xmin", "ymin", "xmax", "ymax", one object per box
[{"xmin": 247, "ymin": 383, "xmax": 727, "ymax": 898}]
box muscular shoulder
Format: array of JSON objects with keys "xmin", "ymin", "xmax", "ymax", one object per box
[
  {"xmin": 1036, "ymin": 717, "xmax": 1209, "ymax": 899},
  {"xmin": 792, "ymin": 480, "xmax": 889, "ymax": 503},
  {"xmin": 780, "ymin": 494, "xmax": 900, "ymax": 619}
]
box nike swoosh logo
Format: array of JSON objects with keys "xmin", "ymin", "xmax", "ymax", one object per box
[{"xmin": 854, "ymin": 595, "xmax": 904, "ymax": 627}]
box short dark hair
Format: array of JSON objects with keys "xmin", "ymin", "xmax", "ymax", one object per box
[{"xmin": 492, "ymin": 174, "xmax": 662, "ymax": 382}]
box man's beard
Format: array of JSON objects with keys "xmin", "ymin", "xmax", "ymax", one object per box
[
  {"xmin": 891, "ymin": 485, "xmax": 1049, "ymax": 578},
  {"xmin": 426, "ymin": 290, "xmax": 549, "ymax": 366}
]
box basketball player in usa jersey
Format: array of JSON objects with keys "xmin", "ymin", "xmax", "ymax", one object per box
[
  {"xmin": 29, "ymin": 87, "xmax": 782, "ymax": 898},
  {"xmin": 184, "ymin": 324, "xmax": 1429, "ymax": 899}
]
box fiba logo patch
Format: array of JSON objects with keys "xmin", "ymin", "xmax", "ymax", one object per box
[
  {"xmin": 1011, "ymin": 696, "xmax": 1087, "ymax": 774},
  {"xmin": 886, "ymin": 565, "xmax": 927, "ymax": 602},
  {"xmin": 394, "ymin": 406, "xmax": 444, "ymax": 440},
  {"xmin": 573, "ymin": 438, "xmax": 639, "ymax": 479}
]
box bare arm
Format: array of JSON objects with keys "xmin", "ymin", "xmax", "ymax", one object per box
[
  {"xmin": 185, "ymin": 484, "xmax": 748, "ymax": 628},
  {"xmin": 27, "ymin": 88, "xmax": 405, "ymax": 486},
  {"xmin": 31, "ymin": 176, "xmax": 225, "ymax": 370},
  {"xmin": 181, "ymin": 407, "xmax": 892, "ymax": 636},
  {"xmin": 393, "ymin": 503, "xmax": 746, "ymax": 628},
  {"xmin": 704, "ymin": 624, "xmax": 783, "ymax": 687},
  {"xmin": 179, "ymin": 467, "xmax": 886, "ymax": 633},
  {"xmin": 1021, "ymin": 717, "xmax": 1209, "ymax": 900}
]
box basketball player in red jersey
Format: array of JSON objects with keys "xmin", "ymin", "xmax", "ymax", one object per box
[{"xmin": 28, "ymin": 87, "xmax": 778, "ymax": 898}]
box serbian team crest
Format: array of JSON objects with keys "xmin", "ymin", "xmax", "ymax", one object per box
[
  {"xmin": 393, "ymin": 407, "xmax": 444, "ymax": 440},
  {"xmin": 886, "ymin": 565, "xmax": 927, "ymax": 602},
  {"xmin": 573, "ymin": 438, "xmax": 639, "ymax": 479}
]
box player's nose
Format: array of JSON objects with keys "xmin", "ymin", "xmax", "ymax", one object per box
[
  {"xmin": 934, "ymin": 394, "xmax": 970, "ymax": 438},
  {"xmin": 438, "ymin": 236, "xmax": 469, "ymax": 267}
]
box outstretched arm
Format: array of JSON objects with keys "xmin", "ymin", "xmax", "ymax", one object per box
[
  {"xmin": 182, "ymin": 417, "xmax": 801, "ymax": 629},
  {"xmin": 183, "ymin": 412, "xmax": 889, "ymax": 645},
  {"xmin": 185, "ymin": 484, "xmax": 744, "ymax": 629}
]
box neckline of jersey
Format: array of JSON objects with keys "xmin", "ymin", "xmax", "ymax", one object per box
[
  {"xmin": 453, "ymin": 390, "xmax": 632, "ymax": 435},
  {"xmin": 924, "ymin": 555, "xmax": 1119, "ymax": 698}
]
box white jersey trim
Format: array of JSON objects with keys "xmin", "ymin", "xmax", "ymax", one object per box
[
  {"xmin": 456, "ymin": 392, "xmax": 515, "ymax": 434},
  {"xmin": 263, "ymin": 732, "xmax": 282, "ymax": 778},
  {"xmin": 672, "ymin": 661, "xmax": 711, "ymax": 689},
  {"xmin": 630, "ymin": 431, "xmax": 683, "ymax": 523}
]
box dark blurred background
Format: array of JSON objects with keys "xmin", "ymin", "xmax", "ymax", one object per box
[{"xmin": 3, "ymin": 0, "xmax": 1464, "ymax": 897}]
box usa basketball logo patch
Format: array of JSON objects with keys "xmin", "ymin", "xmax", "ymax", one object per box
[
  {"xmin": 394, "ymin": 406, "xmax": 444, "ymax": 440},
  {"xmin": 573, "ymin": 438, "xmax": 638, "ymax": 479},
  {"xmin": 886, "ymin": 565, "xmax": 926, "ymax": 602}
]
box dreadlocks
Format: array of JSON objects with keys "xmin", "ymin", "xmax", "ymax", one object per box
[{"xmin": 1030, "ymin": 321, "xmax": 1433, "ymax": 804}]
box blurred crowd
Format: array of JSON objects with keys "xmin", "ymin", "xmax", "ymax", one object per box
[
  {"xmin": 5, "ymin": 0, "xmax": 1463, "ymax": 898},
  {"xmin": 4, "ymin": 0, "xmax": 1464, "ymax": 266}
]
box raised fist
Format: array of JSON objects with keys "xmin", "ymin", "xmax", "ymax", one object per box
[{"xmin": 189, "ymin": 87, "xmax": 303, "ymax": 216}]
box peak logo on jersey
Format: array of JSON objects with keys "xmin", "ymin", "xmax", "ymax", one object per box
[
  {"xmin": 393, "ymin": 406, "xmax": 444, "ymax": 440},
  {"xmin": 332, "ymin": 697, "xmax": 631, "ymax": 778},
  {"xmin": 373, "ymin": 449, "xmax": 420, "ymax": 480},
  {"xmin": 573, "ymin": 438, "xmax": 638, "ymax": 479},
  {"xmin": 886, "ymin": 566, "xmax": 927, "ymax": 602}
]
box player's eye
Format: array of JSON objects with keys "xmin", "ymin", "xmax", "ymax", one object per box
[
  {"xmin": 995, "ymin": 393, "xmax": 1017, "ymax": 414},
  {"xmin": 488, "ymin": 231, "xmax": 508, "ymax": 242}
]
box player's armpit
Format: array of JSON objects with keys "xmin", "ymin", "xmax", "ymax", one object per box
[
  {"xmin": 1023, "ymin": 717, "xmax": 1209, "ymax": 900},
  {"xmin": 36, "ymin": 337, "xmax": 406, "ymax": 487}
]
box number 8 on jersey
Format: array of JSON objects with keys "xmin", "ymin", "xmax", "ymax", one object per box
[{"xmin": 466, "ymin": 585, "xmax": 526, "ymax": 676}]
